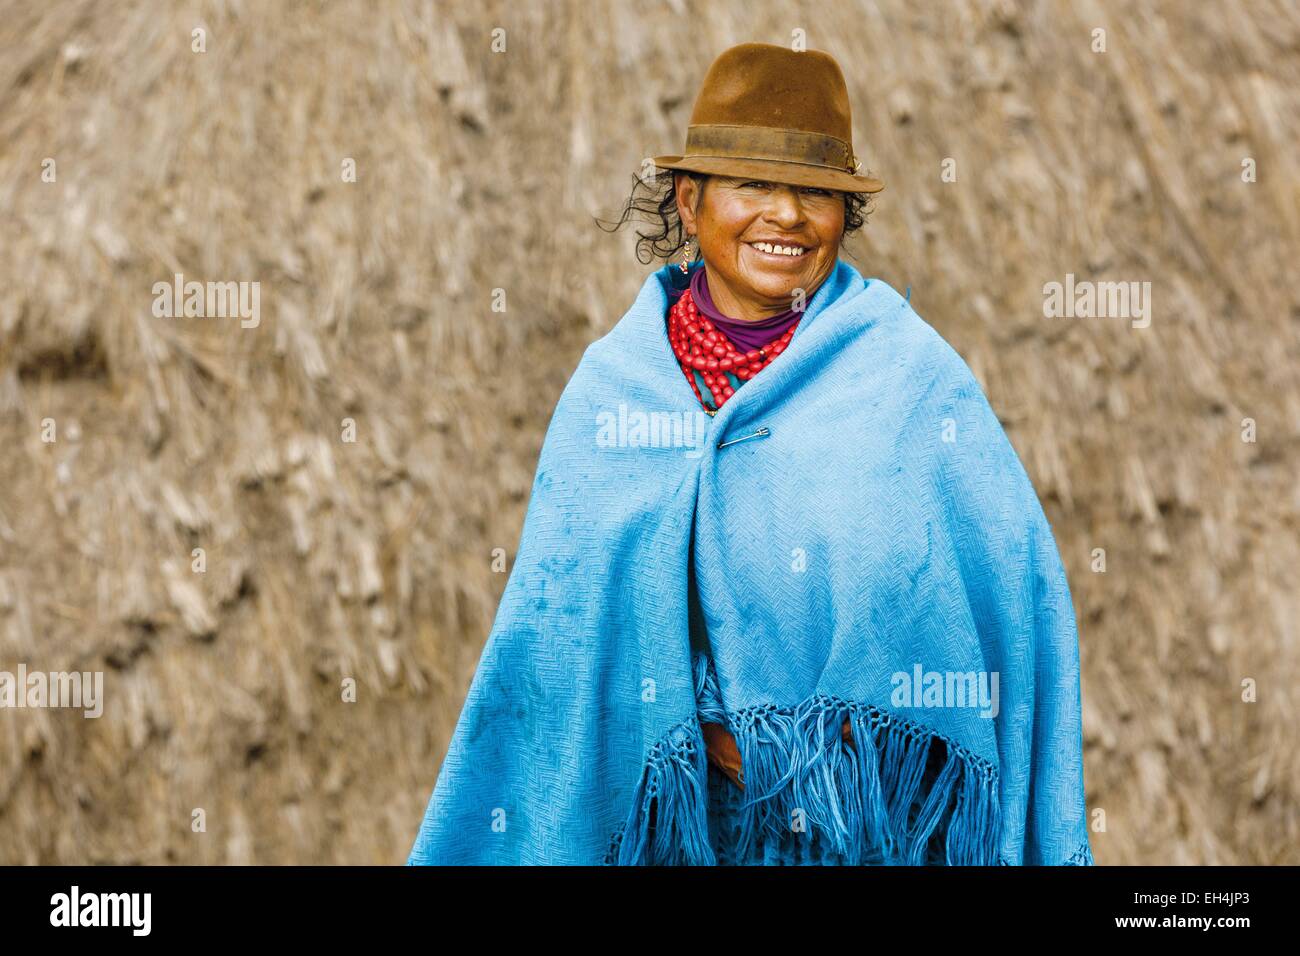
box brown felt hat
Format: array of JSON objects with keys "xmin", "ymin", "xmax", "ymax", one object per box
[{"xmin": 652, "ymin": 42, "xmax": 884, "ymax": 194}]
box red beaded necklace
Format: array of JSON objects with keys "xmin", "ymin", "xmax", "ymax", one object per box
[{"xmin": 667, "ymin": 286, "xmax": 800, "ymax": 414}]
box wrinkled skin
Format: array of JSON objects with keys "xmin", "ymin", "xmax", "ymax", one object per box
[{"xmin": 674, "ymin": 172, "xmax": 846, "ymax": 322}]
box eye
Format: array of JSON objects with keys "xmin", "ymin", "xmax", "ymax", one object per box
[
  {"xmin": 740, "ymin": 180, "xmax": 769, "ymax": 189},
  {"xmin": 802, "ymin": 187, "xmax": 833, "ymax": 196}
]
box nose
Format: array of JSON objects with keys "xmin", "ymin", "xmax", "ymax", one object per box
[{"xmin": 762, "ymin": 186, "xmax": 806, "ymax": 228}]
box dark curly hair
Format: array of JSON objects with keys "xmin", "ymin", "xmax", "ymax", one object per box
[{"xmin": 595, "ymin": 169, "xmax": 876, "ymax": 266}]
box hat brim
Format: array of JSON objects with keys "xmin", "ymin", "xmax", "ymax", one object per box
[{"xmin": 651, "ymin": 155, "xmax": 884, "ymax": 193}]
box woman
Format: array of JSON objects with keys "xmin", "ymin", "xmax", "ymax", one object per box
[{"xmin": 408, "ymin": 42, "xmax": 1093, "ymax": 866}]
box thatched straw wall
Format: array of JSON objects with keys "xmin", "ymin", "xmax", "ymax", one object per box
[{"xmin": 0, "ymin": 0, "xmax": 1296, "ymax": 863}]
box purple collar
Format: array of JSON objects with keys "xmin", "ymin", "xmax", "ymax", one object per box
[{"xmin": 669, "ymin": 265, "xmax": 803, "ymax": 353}]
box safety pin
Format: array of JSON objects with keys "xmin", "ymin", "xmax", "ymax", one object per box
[{"xmin": 716, "ymin": 426, "xmax": 770, "ymax": 450}]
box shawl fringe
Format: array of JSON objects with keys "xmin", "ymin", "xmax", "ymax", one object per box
[
  {"xmin": 607, "ymin": 716, "xmax": 717, "ymax": 865},
  {"xmin": 606, "ymin": 655, "xmax": 1002, "ymax": 866}
]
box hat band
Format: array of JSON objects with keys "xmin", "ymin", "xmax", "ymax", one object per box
[{"xmin": 683, "ymin": 124, "xmax": 856, "ymax": 172}]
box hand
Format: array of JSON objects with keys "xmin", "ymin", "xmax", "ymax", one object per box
[
  {"xmin": 703, "ymin": 720, "xmax": 855, "ymax": 790},
  {"xmin": 702, "ymin": 723, "xmax": 744, "ymax": 789}
]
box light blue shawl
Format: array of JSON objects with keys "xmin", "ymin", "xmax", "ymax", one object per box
[{"xmin": 408, "ymin": 259, "xmax": 1093, "ymax": 866}]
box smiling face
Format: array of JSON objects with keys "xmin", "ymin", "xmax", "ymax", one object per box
[{"xmin": 675, "ymin": 173, "xmax": 845, "ymax": 321}]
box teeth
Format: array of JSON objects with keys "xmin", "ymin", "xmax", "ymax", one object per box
[{"xmin": 751, "ymin": 241, "xmax": 806, "ymax": 256}]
